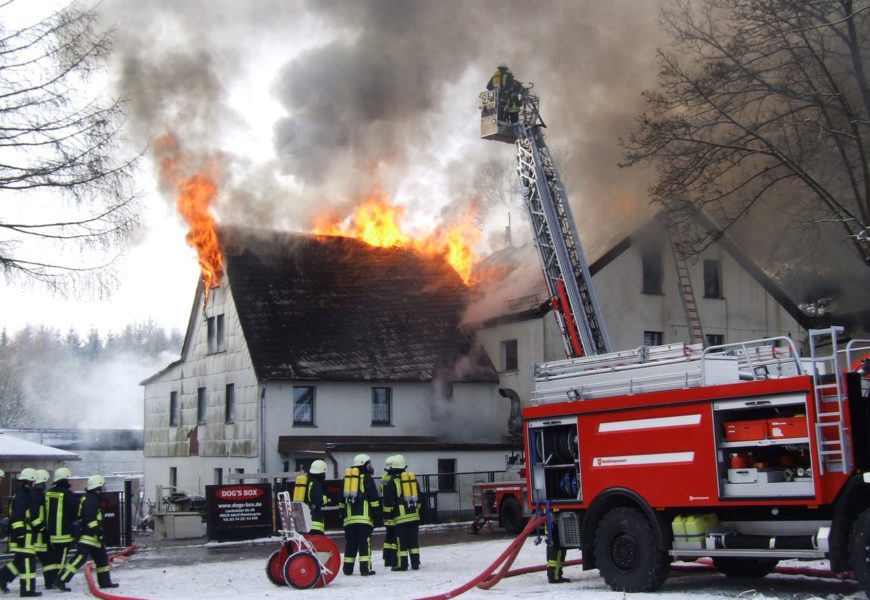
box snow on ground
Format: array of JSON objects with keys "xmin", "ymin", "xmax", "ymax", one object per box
[{"xmin": 25, "ymin": 535, "xmax": 868, "ymax": 600}]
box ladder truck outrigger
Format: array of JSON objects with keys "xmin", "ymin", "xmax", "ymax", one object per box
[{"xmin": 477, "ymin": 73, "xmax": 870, "ymax": 595}]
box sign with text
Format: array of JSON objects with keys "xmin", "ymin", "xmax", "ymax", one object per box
[{"xmin": 206, "ymin": 483, "xmax": 273, "ymax": 541}]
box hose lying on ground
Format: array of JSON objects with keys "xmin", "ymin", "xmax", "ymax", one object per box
[{"xmin": 84, "ymin": 545, "xmax": 148, "ymax": 600}]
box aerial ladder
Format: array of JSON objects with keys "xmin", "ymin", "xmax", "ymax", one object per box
[{"xmin": 480, "ymin": 79, "xmax": 610, "ymax": 358}]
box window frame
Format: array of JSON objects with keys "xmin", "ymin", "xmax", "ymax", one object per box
[
  {"xmin": 643, "ymin": 330, "xmax": 664, "ymax": 346},
  {"xmin": 293, "ymin": 386, "xmax": 315, "ymax": 426},
  {"xmin": 224, "ymin": 383, "xmax": 235, "ymax": 424},
  {"xmin": 705, "ymin": 333, "xmax": 724, "ymax": 348},
  {"xmin": 500, "ymin": 339, "xmax": 519, "ymax": 372},
  {"xmin": 371, "ymin": 387, "xmax": 392, "ymax": 426},
  {"xmin": 703, "ymin": 259, "xmax": 722, "ymax": 298},
  {"xmin": 197, "ymin": 387, "xmax": 207, "ymax": 424},
  {"xmin": 641, "ymin": 248, "xmax": 663, "ymax": 295},
  {"xmin": 437, "ymin": 458, "xmax": 457, "ymax": 492},
  {"xmin": 169, "ymin": 390, "xmax": 178, "ymax": 427}
]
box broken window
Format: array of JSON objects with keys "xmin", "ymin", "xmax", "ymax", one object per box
[
  {"xmin": 293, "ymin": 386, "xmax": 315, "ymax": 426},
  {"xmin": 372, "ymin": 387, "xmax": 392, "ymax": 425},
  {"xmin": 704, "ymin": 259, "xmax": 722, "ymax": 298},
  {"xmin": 207, "ymin": 314, "xmax": 226, "ymax": 353},
  {"xmin": 706, "ymin": 333, "xmax": 724, "ymax": 348},
  {"xmin": 501, "ymin": 339, "xmax": 518, "ymax": 371},
  {"xmin": 641, "ymin": 248, "xmax": 663, "ymax": 295}
]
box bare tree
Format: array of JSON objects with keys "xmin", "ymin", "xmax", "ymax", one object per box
[
  {"xmin": 621, "ymin": 0, "xmax": 870, "ymax": 267},
  {"xmin": 0, "ymin": 0, "xmax": 141, "ymax": 293}
]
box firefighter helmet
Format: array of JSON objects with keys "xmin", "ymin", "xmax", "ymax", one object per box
[
  {"xmin": 35, "ymin": 469, "xmax": 50, "ymax": 485},
  {"xmin": 392, "ymin": 455, "xmax": 407, "ymax": 470},
  {"xmin": 86, "ymin": 474, "xmax": 105, "ymax": 491},
  {"xmin": 353, "ymin": 454, "xmax": 371, "ymax": 467},
  {"xmin": 0, "ymin": 468, "xmax": 5, "ymax": 478},
  {"xmin": 54, "ymin": 467, "xmax": 71, "ymax": 481},
  {"xmin": 384, "ymin": 455, "xmax": 396, "ymax": 469},
  {"xmin": 309, "ymin": 459, "xmax": 327, "ymax": 475},
  {"xmin": 18, "ymin": 468, "xmax": 37, "ymax": 482}
]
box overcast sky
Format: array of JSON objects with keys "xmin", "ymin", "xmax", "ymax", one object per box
[{"xmin": 0, "ymin": 0, "xmax": 668, "ymax": 338}]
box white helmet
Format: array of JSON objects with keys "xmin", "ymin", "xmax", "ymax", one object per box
[
  {"xmin": 54, "ymin": 467, "xmax": 71, "ymax": 481},
  {"xmin": 392, "ymin": 455, "xmax": 407, "ymax": 470},
  {"xmin": 353, "ymin": 454, "xmax": 371, "ymax": 467},
  {"xmin": 18, "ymin": 468, "xmax": 37, "ymax": 482},
  {"xmin": 384, "ymin": 455, "xmax": 397, "ymax": 469},
  {"xmin": 34, "ymin": 469, "xmax": 50, "ymax": 485},
  {"xmin": 309, "ymin": 460, "xmax": 327, "ymax": 475},
  {"xmin": 86, "ymin": 474, "xmax": 106, "ymax": 491},
  {"xmin": 0, "ymin": 468, "xmax": 5, "ymax": 478}
]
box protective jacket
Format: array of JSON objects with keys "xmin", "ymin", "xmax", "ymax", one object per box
[
  {"xmin": 28, "ymin": 487, "xmax": 47, "ymax": 553},
  {"xmin": 45, "ymin": 481, "xmax": 79, "ymax": 545},
  {"xmin": 340, "ymin": 472, "xmax": 381, "ymax": 527},
  {"xmin": 305, "ymin": 476, "xmax": 329, "ymax": 533},
  {"xmin": 77, "ymin": 490, "xmax": 104, "ymax": 549},
  {"xmin": 7, "ymin": 484, "xmax": 35, "ymax": 554}
]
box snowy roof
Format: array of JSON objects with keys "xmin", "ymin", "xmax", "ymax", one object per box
[
  {"xmin": 217, "ymin": 226, "xmax": 498, "ymax": 383},
  {"xmin": 0, "ymin": 432, "xmax": 80, "ymax": 461}
]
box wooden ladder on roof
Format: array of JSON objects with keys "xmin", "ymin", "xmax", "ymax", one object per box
[{"xmin": 671, "ymin": 238, "xmax": 704, "ymax": 346}]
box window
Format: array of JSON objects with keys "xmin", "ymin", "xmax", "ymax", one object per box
[
  {"xmin": 214, "ymin": 468, "xmax": 223, "ymax": 485},
  {"xmin": 197, "ymin": 387, "xmax": 207, "ymax": 424},
  {"xmin": 704, "ymin": 260, "xmax": 721, "ymax": 298},
  {"xmin": 641, "ymin": 248, "xmax": 663, "ymax": 295},
  {"xmin": 235, "ymin": 468, "xmax": 245, "ymax": 484},
  {"xmin": 372, "ymin": 387, "xmax": 392, "ymax": 425},
  {"xmin": 643, "ymin": 331, "xmax": 663, "ymax": 346},
  {"xmin": 169, "ymin": 467, "xmax": 177, "ymax": 491},
  {"xmin": 169, "ymin": 391, "xmax": 178, "ymax": 427},
  {"xmin": 225, "ymin": 384, "xmax": 235, "ymax": 424},
  {"xmin": 293, "ymin": 386, "xmax": 315, "ymax": 426},
  {"xmin": 500, "ymin": 339, "xmax": 518, "ymax": 372},
  {"xmin": 438, "ymin": 459, "xmax": 457, "ymax": 492},
  {"xmin": 207, "ymin": 313, "xmax": 226, "ymax": 353},
  {"xmin": 706, "ymin": 334, "xmax": 724, "ymax": 348}
]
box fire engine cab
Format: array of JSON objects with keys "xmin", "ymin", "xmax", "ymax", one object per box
[{"xmin": 480, "ymin": 72, "xmax": 870, "ymax": 594}]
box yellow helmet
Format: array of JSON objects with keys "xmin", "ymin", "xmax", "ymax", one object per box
[
  {"xmin": 309, "ymin": 459, "xmax": 327, "ymax": 475},
  {"xmin": 18, "ymin": 468, "xmax": 37, "ymax": 482},
  {"xmin": 34, "ymin": 469, "xmax": 50, "ymax": 485},
  {"xmin": 54, "ymin": 467, "xmax": 71, "ymax": 481},
  {"xmin": 86, "ymin": 474, "xmax": 106, "ymax": 491},
  {"xmin": 353, "ymin": 454, "xmax": 371, "ymax": 467}
]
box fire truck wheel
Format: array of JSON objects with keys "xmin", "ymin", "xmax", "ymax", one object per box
[
  {"xmin": 500, "ymin": 497, "xmax": 525, "ymax": 535},
  {"xmin": 594, "ymin": 507, "xmax": 670, "ymax": 592},
  {"xmin": 849, "ymin": 506, "xmax": 870, "ymax": 595},
  {"xmin": 283, "ymin": 551, "xmax": 322, "ymax": 589},
  {"xmin": 711, "ymin": 557, "xmax": 777, "ymax": 578}
]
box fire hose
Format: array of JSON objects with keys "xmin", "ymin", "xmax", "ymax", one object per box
[
  {"xmin": 415, "ymin": 517, "xmax": 853, "ymax": 600},
  {"xmin": 84, "ymin": 545, "xmax": 147, "ymax": 600}
]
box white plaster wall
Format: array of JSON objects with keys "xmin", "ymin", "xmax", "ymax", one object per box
[{"xmin": 143, "ymin": 455, "xmax": 261, "ymax": 500}]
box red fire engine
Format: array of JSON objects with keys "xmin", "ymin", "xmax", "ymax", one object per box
[{"xmin": 479, "ymin": 74, "xmax": 870, "ymax": 594}]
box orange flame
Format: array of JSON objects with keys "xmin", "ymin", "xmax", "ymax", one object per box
[
  {"xmin": 155, "ymin": 134, "xmax": 224, "ymax": 302},
  {"xmin": 313, "ymin": 191, "xmax": 480, "ymax": 284}
]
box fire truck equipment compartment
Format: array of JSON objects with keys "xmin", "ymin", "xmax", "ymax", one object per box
[
  {"xmin": 768, "ymin": 416, "xmax": 808, "ymax": 439},
  {"xmin": 725, "ymin": 419, "xmax": 767, "ymax": 442}
]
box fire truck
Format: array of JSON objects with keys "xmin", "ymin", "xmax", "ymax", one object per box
[{"xmin": 479, "ymin": 73, "xmax": 870, "ymax": 594}]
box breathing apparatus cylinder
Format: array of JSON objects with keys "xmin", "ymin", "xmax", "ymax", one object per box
[
  {"xmin": 293, "ymin": 473, "xmax": 308, "ymax": 501},
  {"xmin": 401, "ymin": 471, "xmax": 419, "ymax": 506},
  {"xmin": 343, "ymin": 467, "xmax": 360, "ymax": 501}
]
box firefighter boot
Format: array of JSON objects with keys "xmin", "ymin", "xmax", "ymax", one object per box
[
  {"xmin": 97, "ymin": 572, "xmax": 118, "ymax": 589},
  {"xmin": 18, "ymin": 583, "xmax": 41, "ymax": 597},
  {"xmin": 360, "ymin": 561, "xmax": 375, "ymax": 576},
  {"xmin": 392, "ymin": 557, "xmax": 408, "ymax": 572},
  {"xmin": 0, "ymin": 568, "xmax": 8, "ymax": 593},
  {"xmin": 411, "ymin": 554, "xmax": 420, "ymax": 571},
  {"xmin": 50, "ymin": 580, "xmax": 70, "ymax": 592},
  {"xmin": 547, "ymin": 567, "xmax": 570, "ymax": 584},
  {"xmin": 343, "ymin": 562, "xmax": 354, "ymax": 576}
]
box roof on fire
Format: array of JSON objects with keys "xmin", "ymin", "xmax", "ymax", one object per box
[{"xmin": 210, "ymin": 226, "xmax": 498, "ymax": 383}]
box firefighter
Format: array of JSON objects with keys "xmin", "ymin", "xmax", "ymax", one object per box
[
  {"xmin": 380, "ymin": 456, "xmax": 398, "ymax": 568},
  {"xmin": 0, "ymin": 468, "xmax": 40, "ymax": 597},
  {"xmin": 486, "ymin": 63, "xmax": 515, "ymax": 121},
  {"xmin": 383, "ymin": 455, "xmax": 421, "ymax": 571},
  {"xmin": 52, "ymin": 475, "xmax": 118, "ymax": 591},
  {"xmin": 30, "ymin": 471, "xmax": 49, "ymax": 591},
  {"xmin": 546, "ymin": 514, "xmax": 569, "ymax": 584},
  {"xmin": 339, "ymin": 454, "xmax": 382, "ymax": 576},
  {"xmin": 42, "ymin": 468, "xmax": 77, "ymax": 589},
  {"xmin": 305, "ymin": 460, "xmax": 329, "ymax": 535}
]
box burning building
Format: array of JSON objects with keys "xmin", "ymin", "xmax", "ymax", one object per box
[{"xmin": 140, "ymin": 225, "xmax": 511, "ymax": 502}]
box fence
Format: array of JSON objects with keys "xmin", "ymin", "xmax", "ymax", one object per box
[{"xmin": 399, "ymin": 470, "xmax": 525, "ymax": 523}]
